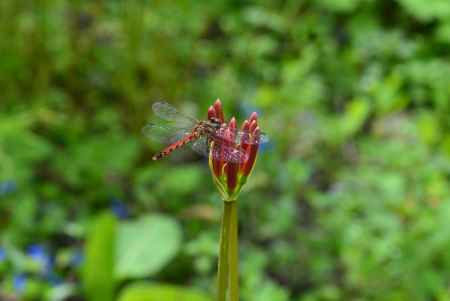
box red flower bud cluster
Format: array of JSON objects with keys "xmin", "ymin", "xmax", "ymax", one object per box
[{"xmin": 207, "ymin": 99, "xmax": 262, "ymax": 201}]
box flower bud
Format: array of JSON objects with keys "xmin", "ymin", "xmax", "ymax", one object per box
[{"xmin": 207, "ymin": 100, "xmax": 265, "ymax": 201}]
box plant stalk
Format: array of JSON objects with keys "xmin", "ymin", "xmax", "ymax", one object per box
[
  {"xmin": 228, "ymin": 200, "xmax": 239, "ymax": 301},
  {"xmin": 217, "ymin": 200, "xmax": 239, "ymax": 301}
]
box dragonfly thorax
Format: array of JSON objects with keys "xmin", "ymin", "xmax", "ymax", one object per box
[{"xmin": 195, "ymin": 119, "xmax": 220, "ymax": 135}]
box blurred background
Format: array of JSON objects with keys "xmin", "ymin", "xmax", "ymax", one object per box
[{"xmin": 1, "ymin": 0, "xmax": 450, "ymax": 300}]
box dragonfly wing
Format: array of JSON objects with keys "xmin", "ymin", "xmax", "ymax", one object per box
[
  {"xmin": 152, "ymin": 101, "xmax": 179, "ymax": 120},
  {"xmin": 211, "ymin": 143, "xmax": 249, "ymax": 163},
  {"xmin": 234, "ymin": 130, "xmax": 269, "ymax": 145},
  {"xmin": 142, "ymin": 123, "xmax": 190, "ymax": 144},
  {"xmin": 191, "ymin": 136, "xmax": 210, "ymax": 157},
  {"xmin": 192, "ymin": 136, "xmax": 248, "ymax": 163},
  {"xmin": 152, "ymin": 101, "xmax": 197, "ymax": 128}
]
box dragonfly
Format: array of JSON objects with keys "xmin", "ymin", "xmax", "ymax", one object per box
[{"xmin": 142, "ymin": 101, "xmax": 267, "ymax": 163}]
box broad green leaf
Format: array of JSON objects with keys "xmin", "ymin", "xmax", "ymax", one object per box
[
  {"xmin": 82, "ymin": 212, "xmax": 117, "ymax": 301},
  {"xmin": 115, "ymin": 214, "xmax": 182, "ymax": 279},
  {"xmin": 117, "ymin": 283, "xmax": 212, "ymax": 301}
]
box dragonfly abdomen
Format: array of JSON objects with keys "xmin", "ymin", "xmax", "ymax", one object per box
[{"xmin": 152, "ymin": 132, "xmax": 200, "ymax": 160}]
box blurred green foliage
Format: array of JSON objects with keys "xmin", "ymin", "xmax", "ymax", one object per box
[{"xmin": 1, "ymin": 0, "xmax": 450, "ymax": 300}]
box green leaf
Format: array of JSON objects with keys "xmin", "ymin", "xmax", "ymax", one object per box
[
  {"xmin": 397, "ymin": 0, "xmax": 450, "ymax": 20},
  {"xmin": 0, "ymin": 112, "xmax": 51, "ymax": 182},
  {"xmin": 82, "ymin": 212, "xmax": 117, "ymax": 301},
  {"xmin": 117, "ymin": 283, "xmax": 212, "ymax": 301},
  {"xmin": 115, "ymin": 214, "xmax": 182, "ymax": 279},
  {"xmin": 338, "ymin": 98, "xmax": 371, "ymax": 139},
  {"xmin": 417, "ymin": 111, "xmax": 441, "ymax": 145},
  {"xmin": 436, "ymin": 21, "xmax": 450, "ymax": 43}
]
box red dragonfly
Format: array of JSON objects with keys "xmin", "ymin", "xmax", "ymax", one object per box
[{"xmin": 143, "ymin": 101, "xmax": 267, "ymax": 163}]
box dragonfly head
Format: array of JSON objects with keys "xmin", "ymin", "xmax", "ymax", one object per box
[{"xmin": 208, "ymin": 117, "xmax": 223, "ymax": 129}]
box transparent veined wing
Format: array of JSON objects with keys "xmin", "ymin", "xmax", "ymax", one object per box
[
  {"xmin": 191, "ymin": 136, "xmax": 210, "ymax": 157},
  {"xmin": 152, "ymin": 101, "xmax": 197, "ymax": 128},
  {"xmin": 142, "ymin": 123, "xmax": 191, "ymax": 145},
  {"xmin": 234, "ymin": 130, "xmax": 269, "ymax": 145},
  {"xmin": 211, "ymin": 128, "xmax": 269, "ymax": 145},
  {"xmin": 191, "ymin": 136, "xmax": 248, "ymax": 163},
  {"xmin": 210, "ymin": 141, "xmax": 249, "ymax": 163}
]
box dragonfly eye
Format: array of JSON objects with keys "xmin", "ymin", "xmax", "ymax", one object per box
[{"xmin": 209, "ymin": 117, "xmax": 222, "ymax": 126}]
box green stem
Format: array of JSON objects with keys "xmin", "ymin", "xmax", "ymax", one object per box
[
  {"xmin": 217, "ymin": 202, "xmax": 230, "ymax": 301},
  {"xmin": 217, "ymin": 200, "xmax": 239, "ymax": 301},
  {"xmin": 228, "ymin": 201, "xmax": 239, "ymax": 301}
]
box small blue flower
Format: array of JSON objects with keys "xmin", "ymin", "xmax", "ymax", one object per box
[
  {"xmin": 0, "ymin": 180, "xmax": 17, "ymax": 196},
  {"xmin": 258, "ymin": 138, "xmax": 273, "ymax": 153},
  {"xmin": 28, "ymin": 245, "xmax": 46, "ymax": 260},
  {"xmin": 13, "ymin": 274, "xmax": 27, "ymax": 293},
  {"xmin": 27, "ymin": 244, "xmax": 52, "ymax": 275},
  {"xmin": 47, "ymin": 272, "xmax": 63, "ymax": 286},
  {"xmin": 111, "ymin": 198, "xmax": 128, "ymax": 219},
  {"xmin": 70, "ymin": 249, "xmax": 84, "ymax": 267},
  {"xmin": 0, "ymin": 247, "xmax": 6, "ymax": 262}
]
